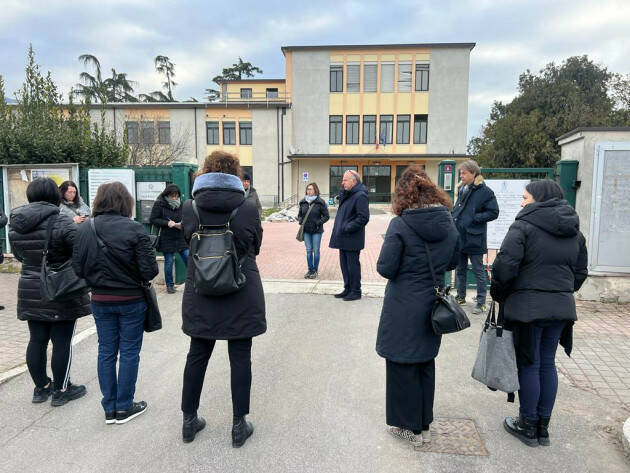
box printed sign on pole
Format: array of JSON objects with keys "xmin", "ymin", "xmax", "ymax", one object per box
[{"xmin": 302, "ymin": 171, "xmax": 309, "ymax": 182}]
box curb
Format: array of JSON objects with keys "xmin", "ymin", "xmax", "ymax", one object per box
[
  {"xmin": 262, "ymin": 278, "xmax": 386, "ymax": 298},
  {"xmin": 623, "ymin": 418, "xmax": 630, "ymax": 457},
  {"xmin": 0, "ymin": 326, "xmax": 97, "ymax": 385}
]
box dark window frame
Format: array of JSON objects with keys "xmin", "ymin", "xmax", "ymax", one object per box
[
  {"xmin": 413, "ymin": 114, "xmax": 428, "ymax": 144},
  {"xmin": 396, "ymin": 115, "xmax": 410, "ymax": 144},
  {"xmin": 415, "ymin": 64, "xmax": 430, "ymax": 91},
  {"xmin": 126, "ymin": 121, "xmax": 138, "ymax": 144},
  {"xmin": 330, "ymin": 65, "xmax": 343, "ymax": 92},
  {"xmin": 379, "ymin": 115, "xmax": 393, "ymax": 144},
  {"xmin": 141, "ymin": 121, "xmax": 155, "ymax": 145},
  {"xmin": 346, "ymin": 115, "xmax": 359, "ymax": 145},
  {"xmin": 158, "ymin": 121, "xmax": 170, "ymax": 144},
  {"xmin": 240, "ymin": 88, "xmax": 252, "ymax": 99},
  {"xmin": 266, "ymin": 88, "xmax": 278, "ymax": 98},
  {"xmin": 206, "ymin": 121, "xmax": 219, "ymax": 145},
  {"xmin": 329, "ymin": 115, "xmax": 343, "ymax": 144},
  {"xmin": 346, "ymin": 64, "xmax": 360, "ymax": 92},
  {"xmin": 239, "ymin": 121, "xmax": 252, "ymax": 145},
  {"xmin": 223, "ymin": 121, "xmax": 236, "ymax": 145},
  {"xmin": 362, "ymin": 115, "xmax": 376, "ymax": 144}
]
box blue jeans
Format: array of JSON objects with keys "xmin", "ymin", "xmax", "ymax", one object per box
[
  {"xmin": 303, "ymin": 232, "xmax": 322, "ymax": 272},
  {"xmin": 92, "ymin": 301, "xmax": 146, "ymax": 413},
  {"xmin": 164, "ymin": 249, "xmax": 189, "ymax": 287},
  {"xmin": 517, "ymin": 320, "xmax": 567, "ymax": 420},
  {"xmin": 456, "ymin": 253, "xmax": 487, "ymax": 304}
]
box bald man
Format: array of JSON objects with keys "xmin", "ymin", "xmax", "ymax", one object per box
[{"xmin": 329, "ymin": 170, "xmax": 370, "ymax": 301}]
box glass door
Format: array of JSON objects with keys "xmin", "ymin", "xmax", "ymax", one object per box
[
  {"xmin": 329, "ymin": 165, "xmax": 358, "ymax": 202},
  {"xmin": 362, "ymin": 165, "xmax": 392, "ymax": 202}
]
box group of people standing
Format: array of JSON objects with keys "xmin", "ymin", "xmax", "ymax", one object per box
[{"xmin": 3, "ymin": 155, "xmax": 588, "ymax": 451}]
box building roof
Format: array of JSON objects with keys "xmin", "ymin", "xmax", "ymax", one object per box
[
  {"xmin": 282, "ymin": 42, "xmax": 476, "ymax": 54},
  {"xmin": 8, "ymin": 101, "xmax": 291, "ymax": 110},
  {"xmin": 557, "ymin": 126, "xmax": 630, "ymax": 142},
  {"xmin": 215, "ymin": 78, "xmax": 285, "ymax": 84}
]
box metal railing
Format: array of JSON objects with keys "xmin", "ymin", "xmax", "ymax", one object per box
[{"xmin": 217, "ymin": 91, "xmax": 291, "ymax": 106}]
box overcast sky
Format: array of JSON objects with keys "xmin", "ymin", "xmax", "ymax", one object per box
[{"xmin": 1, "ymin": 0, "xmax": 629, "ymax": 143}]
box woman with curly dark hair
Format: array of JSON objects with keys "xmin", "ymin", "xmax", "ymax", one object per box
[{"xmin": 376, "ymin": 166, "xmax": 459, "ymax": 447}]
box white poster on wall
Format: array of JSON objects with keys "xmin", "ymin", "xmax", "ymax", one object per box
[
  {"xmin": 136, "ymin": 182, "xmax": 166, "ymax": 201},
  {"xmin": 88, "ymin": 169, "xmax": 136, "ymax": 210},
  {"xmin": 485, "ymin": 179, "xmax": 530, "ymax": 250}
]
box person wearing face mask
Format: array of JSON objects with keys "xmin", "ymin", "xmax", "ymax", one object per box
[
  {"xmin": 297, "ymin": 182, "xmax": 329, "ymax": 279},
  {"xmin": 150, "ymin": 184, "xmax": 189, "ymax": 294},
  {"xmin": 490, "ymin": 180, "xmax": 588, "ymax": 448},
  {"xmin": 59, "ymin": 181, "xmax": 91, "ymax": 224}
]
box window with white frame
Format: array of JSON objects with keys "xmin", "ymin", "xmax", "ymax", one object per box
[
  {"xmin": 363, "ymin": 63, "xmax": 377, "ymax": 92},
  {"xmin": 398, "ymin": 62, "xmax": 412, "ymax": 92},
  {"xmin": 346, "ymin": 64, "xmax": 360, "ymax": 92},
  {"xmin": 381, "ymin": 63, "xmax": 394, "ymax": 92}
]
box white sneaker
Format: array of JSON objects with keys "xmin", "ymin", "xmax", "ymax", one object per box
[{"xmin": 388, "ymin": 426, "xmax": 422, "ymax": 447}]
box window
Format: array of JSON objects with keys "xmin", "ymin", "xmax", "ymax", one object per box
[
  {"xmin": 379, "ymin": 115, "xmax": 393, "ymax": 144},
  {"xmin": 330, "ymin": 165, "xmax": 357, "ymax": 199},
  {"xmin": 346, "ymin": 115, "xmax": 359, "ymax": 144},
  {"xmin": 266, "ymin": 88, "xmax": 278, "ymax": 99},
  {"xmin": 381, "ymin": 63, "xmax": 394, "ymax": 92},
  {"xmin": 206, "ymin": 122, "xmax": 219, "ymax": 145},
  {"xmin": 141, "ymin": 121, "xmax": 154, "ymax": 144},
  {"xmin": 240, "ymin": 88, "xmax": 252, "ymax": 99},
  {"xmin": 396, "ymin": 115, "xmax": 410, "ymax": 144},
  {"xmin": 415, "ymin": 64, "xmax": 429, "ymax": 91},
  {"xmin": 158, "ymin": 121, "xmax": 170, "ymax": 144},
  {"xmin": 346, "ymin": 64, "xmax": 360, "ymax": 92},
  {"xmin": 223, "ymin": 122, "xmax": 236, "ymax": 145},
  {"xmin": 363, "ymin": 115, "xmax": 376, "ymax": 144},
  {"xmin": 126, "ymin": 122, "xmax": 138, "ymax": 144},
  {"xmin": 330, "ymin": 65, "xmax": 343, "ymax": 92},
  {"xmin": 414, "ymin": 115, "xmax": 428, "ymax": 144},
  {"xmin": 329, "ymin": 115, "xmax": 342, "ymax": 144},
  {"xmin": 239, "ymin": 122, "xmax": 252, "ymax": 145},
  {"xmin": 398, "ymin": 63, "xmax": 412, "ymax": 92},
  {"xmin": 363, "ymin": 63, "xmax": 377, "ymax": 92}
]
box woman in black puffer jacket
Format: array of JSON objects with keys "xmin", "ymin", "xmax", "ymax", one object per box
[
  {"xmin": 8, "ymin": 178, "xmax": 90, "ymax": 407},
  {"xmin": 150, "ymin": 184, "xmax": 188, "ymax": 294},
  {"xmin": 297, "ymin": 182, "xmax": 329, "ymax": 279},
  {"xmin": 491, "ymin": 180, "xmax": 588, "ymax": 447}
]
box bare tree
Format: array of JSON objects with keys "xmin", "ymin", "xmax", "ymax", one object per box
[{"xmin": 125, "ymin": 116, "xmax": 192, "ymax": 166}]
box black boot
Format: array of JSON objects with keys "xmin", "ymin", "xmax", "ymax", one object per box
[
  {"xmin": 503, "ymin": 416, "xmax": 538, "ymax": 447},
  {"xmin": 232, "ymin": 415, "xmax": 254, "ymax": 448},
  {"xmin": 182, "ymin": 412, "xmax": 206, "ymax": 443},
  {"xmin": 538, "ymin": 417, "xmax": 550, "ymax": 446}
]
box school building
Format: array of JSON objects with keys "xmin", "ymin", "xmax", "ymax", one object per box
[{"xmin": 91, "ymin": 42, "xmax": 475, "ymax": 205}]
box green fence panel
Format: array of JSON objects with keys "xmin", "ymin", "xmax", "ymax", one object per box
[
  {"xmin": 0, "ymin": 175, "xmax": 5, "ymax": 255},
  {"xmin": 555, "ymin": 160, "xmax": 579, "ymax": 208}
]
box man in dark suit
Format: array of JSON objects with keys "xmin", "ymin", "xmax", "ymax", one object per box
[
  {"xmin": 329, "ymin": 170, "xmax": 370, "ymax": 301},
  {"xmin": 452, "ymin": 160, "xmax": 499, "ymax": 314}
]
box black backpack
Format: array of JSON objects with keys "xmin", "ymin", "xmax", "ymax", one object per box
[{"xmin": 190, "ymin": 201, "xmax": 246, "ymax": 296}]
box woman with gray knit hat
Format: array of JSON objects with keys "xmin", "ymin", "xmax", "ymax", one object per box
[{"xmin": 490, "ymin": 179, "xmax": 588, "ymax": 447}]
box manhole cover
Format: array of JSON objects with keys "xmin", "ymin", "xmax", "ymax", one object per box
[{"xmin": 414, "ymin": 418, "xmax": 488, "ymax": 456}]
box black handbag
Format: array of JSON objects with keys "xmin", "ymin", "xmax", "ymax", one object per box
[
  {"xmin": 40, "ymin": 213, "xmax": 88, "ymax": 302},
  {"xmin": 401, "ymin": 218, "xmax": 471, "ymax": 335},
  {"xmin": 89, "ymin": 218, "xmax": 162, "ymax": 333},
  {"xmin": 149, "ymin": 226, "xmax": 161, "ymax": 249}
]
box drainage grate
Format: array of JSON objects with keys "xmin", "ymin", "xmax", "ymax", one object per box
[{"xmin": 414, "ymin": 418, "xmax": 488, "ymax": 456}]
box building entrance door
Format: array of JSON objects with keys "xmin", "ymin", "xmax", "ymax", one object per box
[{"xmin": 363, "ymin": 165, "xmax": 391, "ymax": 202}]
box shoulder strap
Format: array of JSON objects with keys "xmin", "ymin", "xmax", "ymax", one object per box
[
  {"xmin": 43, "ymin": 213, "xmax": 59, "ymax": 256},
  {"xmin": 89, "ymin": 218, "xmax": 143, "ymax": 285},
  {"xmin": 192, "ymin": 200, "xmax": 243, "ymax": 230},
  {"xmin": 399, "ymin": 217, "xmax": 439, "ymax": 288},
  {"xmin": 302, "ymin": 203, "xmax": 315, "ymax": 225}
]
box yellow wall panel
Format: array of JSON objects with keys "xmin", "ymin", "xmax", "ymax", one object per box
[
  {"xmin": 380, "ymin": 94, "xmax": 395, "ymax": 113},
  {"xmin": 238, "ymin": 147, "xmax": 253, "ymax": 165},
  {"xmin": 362, "ymin": 95, "xmax": 378, "ymax": 113},
  {"xmin": 413, "ymin": 93, "xmax": 429, "ymax": 113},
  {"xmin": 363, "ymin": 54, "xmax": 378, "ymax": 61},
  {"xmin": 415, "ymin": 53, "xmax": 430, "ymax": 61},
  {"xmin": 347, "ymin": 55, "xmax": 361, "ymax": 62},
  {"xmin": 396, "ymin": 93, "xmax": 413, "ymax": 114},
  {"xmin": 398, "ymin": 54, "xmax": 413, "ymax": 61},
  {"xmin": 329, "ymin": 94, "xmax": 344, "ymax": 114},
  {"xmin": 346, "ymin": 94, "xmax": 361, "ymax": 113},
  {"xmin": 205, "ymin": 109, "xmax": 252, "ymax": 120},
  {"xmin": 380, "ymin": 54, "xmax": 395, "ymax": 61},
  {"xmin": 330, "ymin": 55, "xmax": 343, "ymax": 62},
  {"xmin": 328, "ymin": 145, "xmax": 344, "ymax": 154}
]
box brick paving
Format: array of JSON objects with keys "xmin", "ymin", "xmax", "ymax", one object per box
[{"xmin": 258, "ymin": 210, "xmax": 390, "ymax": 282}]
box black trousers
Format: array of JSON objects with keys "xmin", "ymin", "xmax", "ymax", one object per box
[
  {"xmin": 181, "ymin": 337, "xmax": 252, "ymax": 416},
  {"xmin": 386, "ymin": 359, "xmax": 435, "ymax": 432},
  {"xmin": 339, "ymin": 250, "xmax": 361, "ymax": 294},
  {"xmin": 26, "ymin": 320, "xmax": 76, "ymax": 390}
]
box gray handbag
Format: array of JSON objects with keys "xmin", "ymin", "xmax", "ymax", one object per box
[
  {"xmin": 471, "ymin": 302, "xmax": 520, "ymax": 393},
  {"xmin": 296, "ymin": 203, "xmax": 315, "ymax": 242}
]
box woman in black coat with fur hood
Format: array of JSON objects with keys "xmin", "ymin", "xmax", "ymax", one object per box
[
  {"xmin": 491, "ymin": 180, "xmax": 588, "ymax": 447},
  {"xmin": 179, "ymin": 151, "xmax": 265, "ymax": 447}
]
